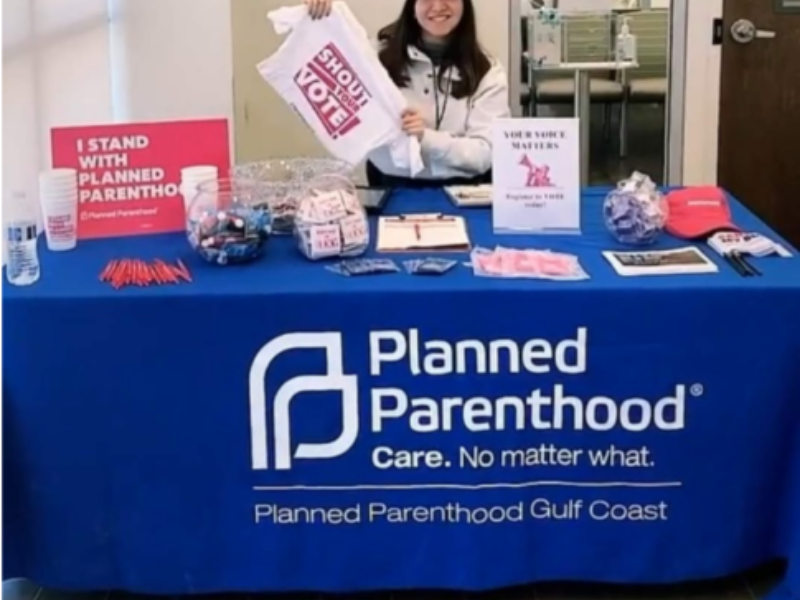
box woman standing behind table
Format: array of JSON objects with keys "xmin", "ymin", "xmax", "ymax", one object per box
[{"xmin": 305, "ymin": 0, "xmax": 511, "ymax": 187}]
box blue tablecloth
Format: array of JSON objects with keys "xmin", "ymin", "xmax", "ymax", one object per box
[{"xmin": 4, "ymin": 188, "xmax": 800, "ymax": 598}]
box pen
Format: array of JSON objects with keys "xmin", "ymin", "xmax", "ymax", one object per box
[
  {"xmin": 735, "ymin": 252, "xmax": 761, "ymax": 277},
  {"xmin": 414, "ymin": 223, "xmax": 421, "ymax": 241},
  {"xmin": 725, "ymin": 253, "xmax": 748, "ymax": 277}
]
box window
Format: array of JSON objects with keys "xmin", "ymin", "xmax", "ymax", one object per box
[{"xmin": 2, "ymin": 0, "xmax": 113, "ymax": 216}]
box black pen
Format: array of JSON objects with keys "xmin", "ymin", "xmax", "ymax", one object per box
[
  {"xmin": 725, "ymin": 253, "xmax": 749, "ymax": 277},
  {"xmin": 736, "ymin": 252, "xmax": 761, "ymax": 277},
  {"xmin": 732, "ymin": 252, "xmax": 757, "ymax": 277}
]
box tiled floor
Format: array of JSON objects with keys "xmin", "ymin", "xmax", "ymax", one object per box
[
  {"xmin": 589, "ymin": 104, "xmax": 667, "ymax": 186},
  {"xmin": 1, "ymin": 562, "xmax": 786, "ymax": 600}
]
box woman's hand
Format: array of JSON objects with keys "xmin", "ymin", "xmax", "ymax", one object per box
[
  {"xmin": 402, "ymin": 108, "xmax": 426, "ymax": 141},
  {"xmin": 304, "ymin": 0, "xmax": 332, "ymax": 19}
]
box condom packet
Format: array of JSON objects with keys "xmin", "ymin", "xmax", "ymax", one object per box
[
  {"xmin": 327, "ymin": 258, "xmax": 400, "ymax": 277},
  {"xmin": 404, "ymin": 258, "xmax": 458, "ymax": 276},
  {"xmin": 470, "ymin": 247, "xmax": 590, "ymax": 281}
]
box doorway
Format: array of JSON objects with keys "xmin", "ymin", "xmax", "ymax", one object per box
[
  {"xmin": 718, "ymin": 0, "xmax": 800, "ymax": 248},
  {"xmin": 516, "ymin": 0, "xmax": 673, "ymax": 186}
]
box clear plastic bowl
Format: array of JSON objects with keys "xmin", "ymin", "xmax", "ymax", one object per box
[
  {"xmin": 186, "ymin": 178, "xmax": 272, "ymax": 265},
  {"xmin": 231, "ymin": 158, "xmax": 354, "ymax": 235},
  {"xmin": 295, "ymin": 173, "xmax": 369, "ymax": 261}
]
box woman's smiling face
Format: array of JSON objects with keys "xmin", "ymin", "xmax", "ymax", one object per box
[{"xmin": 415, "ymin": 0, "xmax": 464, "ymax": 39}]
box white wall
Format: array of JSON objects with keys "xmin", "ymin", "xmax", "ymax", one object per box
[
  {"xmin": 108, "ymin": 0, "xmax": 234, "ymax": 140},
  {"xmin": 2, "ymin": 0, "xmax": 235, "ymax": 198}
]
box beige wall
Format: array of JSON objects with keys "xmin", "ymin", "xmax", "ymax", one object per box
[{"xmin": 231, "ymin": 0, "xmax": 512, "ymax": 165}]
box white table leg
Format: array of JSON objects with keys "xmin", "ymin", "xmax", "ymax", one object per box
[{"xmin": 574, "ymin": 70, "xmax": 591, "ymax": 186}]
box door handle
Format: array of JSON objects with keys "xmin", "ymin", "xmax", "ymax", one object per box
[{"xmin": 730, "ymin": 19, "xmax": 777, "ymax": 44}]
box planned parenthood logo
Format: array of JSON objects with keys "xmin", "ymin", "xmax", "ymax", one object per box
[
  {"xmin": 249, "ymin": 332, "xmax": 359, "ymax": 471},
  {"xmin": 250, "ymin": 328, "xmax": 697, "ymax": 472}
]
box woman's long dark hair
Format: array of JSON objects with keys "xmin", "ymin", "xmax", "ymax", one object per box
[{"xmin": 377, "ymin": 0, "xmax": 491, "ymax": 100}]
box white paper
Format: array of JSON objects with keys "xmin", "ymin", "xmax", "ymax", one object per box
[
  {"xmin": 339, "ymin": 214, "xmax": 369, "ymax": 248},
  {"xmin": 491, "ymin": 118, "xmax": 581, "ymax": 234},
  {"xmin": 314, "ymin": 191, "xmax": 349, "ymax": 222},
  {"xmin": 602, "ymin": 247, "xmax": 719, "ymax": 277},
  {"xmin": 445, "ymin": 184, "xmax": 493, "ymax": 207},
  {"xmin": 309, "ymin": 224, "xmax": 343, "ymax": 258}
]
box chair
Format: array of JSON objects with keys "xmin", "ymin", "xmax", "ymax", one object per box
[
  {"xmin": 616, "ymin": 8, "xmax": 669, "ymax": 157},
  {"xmin": 530, "ymin": 13, "xmax": 625, "ymax": 144},
  {"xmin": 625, "ymin": 9, "xmax": 669, "ymax": 104}
]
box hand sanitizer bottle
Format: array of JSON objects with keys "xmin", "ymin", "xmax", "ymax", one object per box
[
  {"xmin": 616, "ymin": 18, "xmax": 637, "ymax": 63},
  {"xmin": 5, "ymin": 191, "xmax": 41, "ymax": 287},
  {"xmin": 534, "ymin": 0, "xmax": 562, "ymax": 67}
]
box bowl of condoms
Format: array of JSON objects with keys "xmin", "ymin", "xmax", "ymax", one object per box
[
  {"xmin": 295, "ymin": 173, "xmax": 370, "ymax": 261},
  {"xmin": 603, "ymin": 171, "xmax": 668, "ymax": 246},
  {"xmin": 186, "ymin": 178, "xmax": 272, "ymax": 265},
  {"xmin": 232, "ymin": 158, "xmax": 354, "ymax": 236}
]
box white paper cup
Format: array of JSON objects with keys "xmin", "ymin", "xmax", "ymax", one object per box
[
  {"xmin": 42, "ymin": 201, "xmax": 78, "ymax": 213},
  {"xmin": 40, "ymin": 168, "xmax": 78, "ymax": 180},
  {"xmin": 40, "ymin": 180, "xmax": 78, "ymax": 192},
  {"xmin": 39, "ymin": 169, "xmax": 78, "ymax": 187},
  {"xmin": 181, "ymin": 165, "xmax": 218, "ymax": 179},
  {"xmin": 41, "ymin": 202, "xmax": 78, "ymax": 251},
  {"xmin": 41, "ymin": 196, "xmax": 79, "ymax": 208},
  {"xmin": 41, "ymin": 190, "xmax": 78, "ymax": 200},
  {"xmin": 40, "ymin": 177, "xmax": 78, "ymax": 185}
]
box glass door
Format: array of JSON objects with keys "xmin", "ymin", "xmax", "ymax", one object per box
[{"xmin": 513, "ymin": 0, "xmax": 680, "ymax": 186}]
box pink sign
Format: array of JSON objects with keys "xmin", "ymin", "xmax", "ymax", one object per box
[{"xmin": 51, "ymin": 119, "xmax": 230, "ymax": 239}]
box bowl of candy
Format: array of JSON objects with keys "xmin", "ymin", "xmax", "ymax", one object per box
[
  {"xmin": 603, "ymin": 171, "xmax": 668, "ymax": 246},
  {"xmin": 186, "ymin": 178, "xmax": 272, "ymax": 265},
  {"xmin": 295, "ymin": 173, "xmax": 369, "ymax": 261},
  {"xmin": 232, "ymin": 158, "xmax": 353, "ymax": 236}
]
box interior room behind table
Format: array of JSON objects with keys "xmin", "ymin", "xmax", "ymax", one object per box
[{"xmin": 304, "ymin": 0, "xmax": 511, "ymax": 188}]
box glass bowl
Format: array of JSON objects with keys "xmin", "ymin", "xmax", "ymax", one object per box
[
  {"xmin": 186, "ymin": 178, "xmax": 272, "ymax": 265},
  {"xmin": 603, "ymin": 173, "xmax": 668, "ymax": 246},
  {"xmin": 232, "ymin": 158, "xmax": 354, "ymax": 235},
  {"xmin": 295, "ymin": 173, "xmax": 369, "ymax": 261}
]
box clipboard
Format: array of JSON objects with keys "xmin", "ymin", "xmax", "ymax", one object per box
[{"xmin": 377, "ymin": 213, "xmax": 471, "ymax": 252}]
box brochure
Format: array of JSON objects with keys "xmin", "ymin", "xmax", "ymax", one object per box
[
  {"xmin": 444, "ymin": 184, "xmax": 493, "ymax": 208},
  {"xmin": 603, "ymin": 247, "xmax": 719, "ymax": 277}
]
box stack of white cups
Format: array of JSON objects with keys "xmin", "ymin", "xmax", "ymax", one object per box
[
  {"xmin": 39, "ymin": 169, "xmax": 79, "ymax": 252},
  {"xmin": 180, "ymin": 166, "xmax": 219, "ymax": 213}
]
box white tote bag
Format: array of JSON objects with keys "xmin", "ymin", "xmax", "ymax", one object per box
[{"xmin": 257, "ymin": 2, "xmax": 424, "ymax": 175}]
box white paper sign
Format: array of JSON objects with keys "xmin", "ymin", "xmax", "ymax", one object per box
[
  {"xmin": 491, "ymin": 118, "xmax": 581, "ymax": 235},
  {"xmin": 339, "ymin": 214, "xmax": 369, "ymax": 248},
  {"xmin": 309, "ymin": 224, "xmax": 342, "ymax": 258}
]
